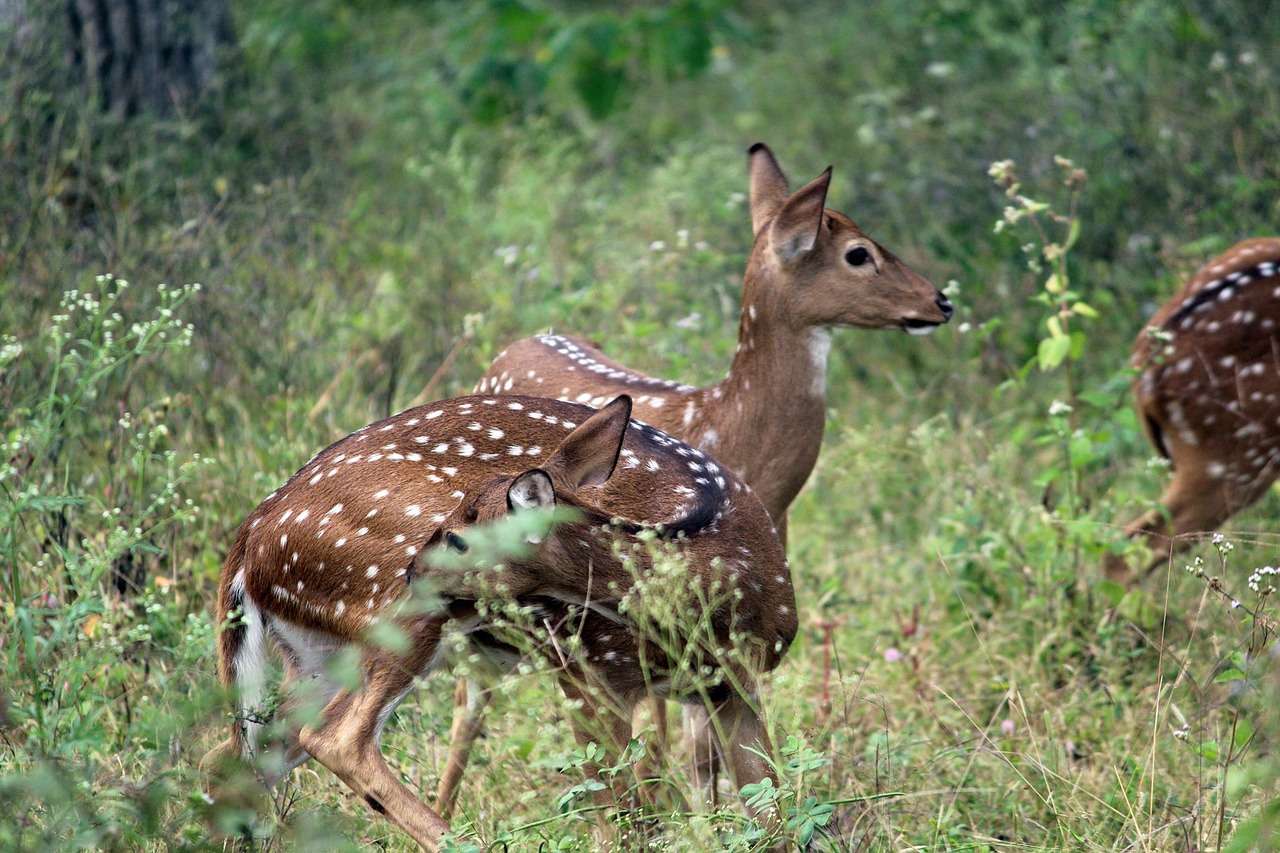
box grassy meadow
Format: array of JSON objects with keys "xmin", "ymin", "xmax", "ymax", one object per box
[{"xmin": 3, "ymin": 0, "xmax": 1280, "ymax": 849}]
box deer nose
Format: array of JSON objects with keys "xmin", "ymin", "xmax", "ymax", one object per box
[{"xmin": 936, "ymin": 293, "xmax": 954, "ymax": 321}]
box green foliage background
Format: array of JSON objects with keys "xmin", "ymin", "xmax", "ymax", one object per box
[{"xmin": 2, "ymin": 0, "xmax": 1280, "ymax": 849}]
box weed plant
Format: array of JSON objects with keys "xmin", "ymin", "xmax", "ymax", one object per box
[{"xmin": 2, "ymin": 0, "xmax": 1280, "ymax": 849}]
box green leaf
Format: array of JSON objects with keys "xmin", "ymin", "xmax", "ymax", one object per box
[
  {"xmin": 1232, "ymin": 717, "xmax": 1254, "ymax": 752},
  {"xmin": 572, "ymin": 54, "xmax": 626, "ymax": 119},
  {"xmin": 1222, "ymin": 817, "xmax": 1261, "ymax": 853},
  {"xmin": 366, "ymin": 620, "xmax": 410, "ymax": 654},
  {"xmin": 492, "ymin": 0, "xmax": 549, "ymax": 47},
  {"xmin": 1214, "ymin": 668, "xmax": 1248, "ymax": 684},
  {"xmin": 1065, "ymin": 217, "xmax": 1081, "ymax": 251},
  {"xmin": 1038, "ymin": 335, "xmax": 1071, "ymax": 370},
  {"xmin": 1069, "ymin": 330, "xmax": 1086, "ymax": 359}
]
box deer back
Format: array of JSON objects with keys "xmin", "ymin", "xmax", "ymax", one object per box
[{"xmin": 1132, "ymin": 238, "xmax": 1280, "ymax": 481}]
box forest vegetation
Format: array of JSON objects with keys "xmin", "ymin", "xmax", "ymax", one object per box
[{"xmin": 2, "ymin": 0, "xmax": 1280, "ymax": 849}]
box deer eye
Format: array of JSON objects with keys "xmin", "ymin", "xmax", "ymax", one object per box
[
  {"xmin": 845, "ymin": 247, "xmax": 871, "ymax": 267},
  {"xmin": 445, "ymin": 532, "xmax": 468, "ymax": 553}
]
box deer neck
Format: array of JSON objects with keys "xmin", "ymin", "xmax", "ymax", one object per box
[{"xmin": 695, "ymin": 265, "xmax": 830, "ymax": 520}]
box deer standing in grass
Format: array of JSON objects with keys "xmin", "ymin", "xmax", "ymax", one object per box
[
  {"xmin": 202, "ymin": 394, "xmax": 795, "ymax": 851},
  {"xmin": 478, "ymin": 143, "xmax": 953, "ymax": 539},
  {"xmin": 1105, "ymin": 238, "xmax": 1280, "ymax": 583},
  {"xmin": 441, "ymin": 143, "xmax": 952, "ymax": 814}
]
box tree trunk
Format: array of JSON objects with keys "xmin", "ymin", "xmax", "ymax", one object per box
[{"xmin": 65, "ymin": 0, "xmax": 237, "ymax": 118}]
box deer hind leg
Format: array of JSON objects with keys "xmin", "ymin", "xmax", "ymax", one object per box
[
  {"xmin": 435, "ymin": 675, "xmax": 494, "ymax": 819},
  {"xmin": 202, "ymin": 620, "xmax": 342, "ymax": 784},
  {"xmin": 240, "ymin": 619, "xmax": 352, "ymax": 786},
  {"xmin": 296, "ymin": 616, "xmax": 452, "ymax": 851}
]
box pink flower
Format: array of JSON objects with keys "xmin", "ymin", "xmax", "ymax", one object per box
[
  {"xmin": 884, "ymin": 647, "xmax": 904, "ymax": 663},
  {"xmin": 1000, "ymin": 719, "xmax": 1016, "ymax": 737}
]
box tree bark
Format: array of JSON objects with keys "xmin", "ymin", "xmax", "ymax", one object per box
[{"xmin": 65, "ymin": 0, "xmax": 237, "ymax": 118}]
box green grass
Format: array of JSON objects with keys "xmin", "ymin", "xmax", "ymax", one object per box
[{"xmin": 2, "ymin": 0, "xmax": 1280, "ymax": 849}]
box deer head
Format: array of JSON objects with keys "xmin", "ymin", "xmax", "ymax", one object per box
[
  {"xmin": 745, "ymin": 142, "xmax": 952, "ymax": 335},
  {"xmin": 475, "ymin": 144, "xmax": 952, "ymax": 531}
]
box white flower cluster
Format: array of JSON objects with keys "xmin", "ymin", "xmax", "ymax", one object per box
[{"xmin": 1248, "ymin": 565, "xmax": 1278, "ymax": 594}]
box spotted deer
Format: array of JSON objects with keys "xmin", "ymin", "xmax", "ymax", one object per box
[
  {"xmin": 1104, "ymin": 238, "xmax": 1280, "ymax": 583},
  {"xmin": 202, "ymin": 394, "xmax": 796, "ymax": 851},
  {"xmin": 478, "ymin": 143, "xmax": 952, "ymax": 539},
  {"xmin": 445, "ymin": 142, "xmax": 952, "ymax": 813}
]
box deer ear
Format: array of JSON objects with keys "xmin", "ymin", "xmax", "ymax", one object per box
[
  {"xmin": 545, "ymin": 395, "xmax": 632, "ymax": 491},
  {"xmin": 748, "ymin": 143, "xmax": 790, "ymax": 237},
  {"xmin": 768, "ymin": 167, "xmax": 831, "ymax": 262},
  {"xmin": 508, "ymin": 469, "xmax": 555, "ymax": 511}
]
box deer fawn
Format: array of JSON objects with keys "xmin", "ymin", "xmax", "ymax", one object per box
[
  {"xmin": 442, "ymin": 143, "xmax": 952, "ymax": 813},
  {"xmin": 1105, "ymin": 238, "xmax": 1280, "ymax": 582},
  {"xmin": 202, "ymin": 394, "xmax": 796, "ymax": 850},
  {"xmin": 478, "ymin": 143, "xmax": 953, "ymax": 538}
]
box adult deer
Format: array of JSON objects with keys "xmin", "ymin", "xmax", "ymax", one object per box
[
  {"xmin": 446, "ymin": 143, "xmax": 952, "ymax": 813},
  {"xmin": 1105, "ymin": 238, "xmax": 1280, "ymax": 583},
  {"xmin": 202, "ymin": 395, "xmax": 796, "ymax": 851},
  {"xmin": 477, "ymin": 143, "xmax": 953, "ymax": 538}
]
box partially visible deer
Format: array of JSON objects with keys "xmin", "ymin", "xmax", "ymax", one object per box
[
  {"xmin": 478, "ymin": 143, "xmax": 953, "ymax": 539},
  {"xmin": 448, "ymin": 143, "xmax": 952, "ymax": 813},
  {"xmin": 1105, "ymin": 238, "xmax": 1280, "ymax": 583},
  {"xmin": 202, "ymin": 394, "xmax": 796, "ymax": 851}
]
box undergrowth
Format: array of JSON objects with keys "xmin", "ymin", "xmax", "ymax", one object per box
[{"xmin": 2, "ymin": 0, "xmax": 1279, "ymax": 849}]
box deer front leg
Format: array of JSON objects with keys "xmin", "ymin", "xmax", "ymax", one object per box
[
  {"xmin": 557, "ymin": 677, "xmax": 663, "ymax": 850},
  {"xmin": 631, "ymin": 695, "xmax": 671, "ymax": 794},
  {"xmin": 557, "ymin": 678, "xmax": 637, "ymax": 808},
  {"xmin": 297, "ymin": 618, "xmax": 452, "ymax": 851},
  {"xmin": 681, "ymin": 703, "xmax": 722, "ymax": 806},
  {"xmin": 436, "ymin": 675, "xmax": 494, "ymax": 819},
  {"xmin": 1107, "ymin": 457, "xmax": 1238, "ymax": 583},
  {"xmin": 711, "ymin": 691, "xmax": 783, "ymax": 844}
]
